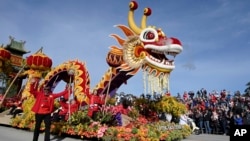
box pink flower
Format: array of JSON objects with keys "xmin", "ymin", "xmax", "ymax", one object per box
[
  {"xmin": 99, "ymin": 126, "xmax": 108, "ymax": 132},
  {"xmin": 90, "ymin": 121, "xmax": 100, "ymax": 127},
  {"xmin": 97, "ymin": 126, "xmax": 107, "ymax": 138},
  {"xmin": 97, "ymin": 131, "xmax": 104, "ymax": 138}
]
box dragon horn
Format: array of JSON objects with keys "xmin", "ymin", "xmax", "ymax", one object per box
[
  {"xmin": 141, "ymin": 7, "xmax": 151, "ymax": 29},
  {"xmin": 128, "ymin": 1, "xmax": 141, "ymax": 35}
]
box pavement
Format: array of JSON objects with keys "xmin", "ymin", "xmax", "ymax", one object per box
[
  {"xmin": 183, "ymin": 134, "xmax": 229, "ymax": 141},
  {"xmin": 0, "ymin": 126, "xmax": 84, "ymax": 141},
  {"xmin": 0, "ymin": 110, "xmax": 229, "ymax": 141},
  {"xmin": 0, "ymin": 109, "xmax": 12, "ymax": 125}
]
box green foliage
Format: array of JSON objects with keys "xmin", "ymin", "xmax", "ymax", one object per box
[
  {"xmin": 106, "ymin": 97, "xmax": 116, "ymax": 106},
  {"xmin": 92, "ymin": 110, "xmax": 116, "ymax": 125},
  {"xmin": 128, "ymin": 108, "xmax": 140, "ymax": 119},
  {"xmin": 69, "ymin": 110, "xmax": 91, "ymax": 125},
  {"xmin": 155, "ymin": 96, "xmax": 187, "ymax": 117},
  {"xmin": 131, "ymin": 127, "xmax": 138, "ymax": 134}
]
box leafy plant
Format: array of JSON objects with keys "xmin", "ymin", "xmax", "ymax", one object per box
[
  {"xmin": 69, "ymin": 110, "xmax": 90, "ymax": 125},
  {"xmin": 155, "ymin": 96, "xmax": 187, "ymax": 117}
]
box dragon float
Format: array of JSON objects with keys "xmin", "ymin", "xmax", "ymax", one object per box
[
  {"xmin": 0, "ymin": 1, "xmax": 191, "ymax": 140},
  {"xmin": 20, "ymin": 1, "xmax": 182, "ymax": 107}
]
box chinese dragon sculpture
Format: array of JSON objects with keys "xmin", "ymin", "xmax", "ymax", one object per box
[{"xmin": 21, "ymin": 1, "xmax": 182, "ymax": 106}]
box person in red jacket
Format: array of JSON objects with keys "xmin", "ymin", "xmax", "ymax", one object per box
[
  {"xmin": 30, "ymin": 80, "xmax": 71, "ymax": 141},
  {"xmin": 87, "ymin": 90, "xmax": 105, "ymax": 117},
  {"xmin": 58, "ymin": 98, "xmax": 79, "ymax": 121},
  {"xmin": 57, "ymin": 98, "xmax": 69, "ymax": 121}
]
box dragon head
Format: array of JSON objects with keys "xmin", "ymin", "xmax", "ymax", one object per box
[
  {"xmin": 104, "ymin": 1, "xmax": 183, "ymax": 94},
  {"xmin": 107, "ymin": 1, "xmax": 182, "ymax": 77},
  {"xmin": 126, "ymin": 1, "xmax": 182, "ymax": 75}
]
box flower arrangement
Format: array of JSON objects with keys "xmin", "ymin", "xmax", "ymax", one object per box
[
  {"xmin": 155, "ymin": 96, "xmax": 187, "ymax": 117},
  {"xmin": 101, "ymin": 120, "xmax": 191, "ymax": 141},
  {"xmin": 10, "ymin": 95, "xmax": 191, "ymax": 141}
]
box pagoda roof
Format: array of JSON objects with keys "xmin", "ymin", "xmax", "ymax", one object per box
[{"xmin": 5, "ymin": 36, "xmax": 29, "ymax": 54}]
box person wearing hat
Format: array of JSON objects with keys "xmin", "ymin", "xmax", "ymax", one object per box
[
  {"xmin": 87, "ymin": 89, "xmax": 105, "ymax": 117},
  {"xmin": 30, "ymin": 79, "xmax": 72, "ymax": 141}
]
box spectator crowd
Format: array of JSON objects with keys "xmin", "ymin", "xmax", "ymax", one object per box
[{"xmin": 176, "ymin": 88, "xmax": 250, "ymax": 135}]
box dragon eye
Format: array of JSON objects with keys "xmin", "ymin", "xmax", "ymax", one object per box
[
  {"xmin": 140, "ymin": 28, "xmax": 158, "ymax": 42},
  {"xmin": 144, "ymin": 31, "xmax": 155, "ymax": 40}
]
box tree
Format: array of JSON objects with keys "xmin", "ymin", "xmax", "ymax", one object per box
[{"xmin": 244, "ymin": 81, "xmax": 250, "ymax": 96}]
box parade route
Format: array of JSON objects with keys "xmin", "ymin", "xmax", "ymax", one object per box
[
  {"xmin": 0, "ymin": 125, "xmax": 230, "ymax": 141},
  {"xmin": 0, "ymin": 125, "xmax": 84, "ymax": 141},
  {"xmin": 0, "ymin": 109, "xmax": 12, "ymax": 125},
  {"xmin": 183, "ymin": 134, "xmax": 229, "ymax": 141},
  {"xmin": 0, "ymin": 109, "xmax": 229, "ymax": 141},
  {"xmin": 0, "ymin": 113, "xmax": 229, "ymax": 141}
]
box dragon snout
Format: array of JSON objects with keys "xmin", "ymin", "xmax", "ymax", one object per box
[
  {"xmin": 167, "ymin": 37, "xmax": 183, "ymax": 54},
  {"xmin": 154, "ymin": 36, "xmax": 168, "ymax": 46}
]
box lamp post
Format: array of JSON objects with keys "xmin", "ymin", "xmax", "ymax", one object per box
[{"xmin": 67, "ymin": 68, "xmax": 75, "ymax": 123}]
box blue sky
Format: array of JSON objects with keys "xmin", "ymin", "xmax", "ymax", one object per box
[{"xmin": 1, "ymin": 0, "xmax": 250, "ymax": 96}]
